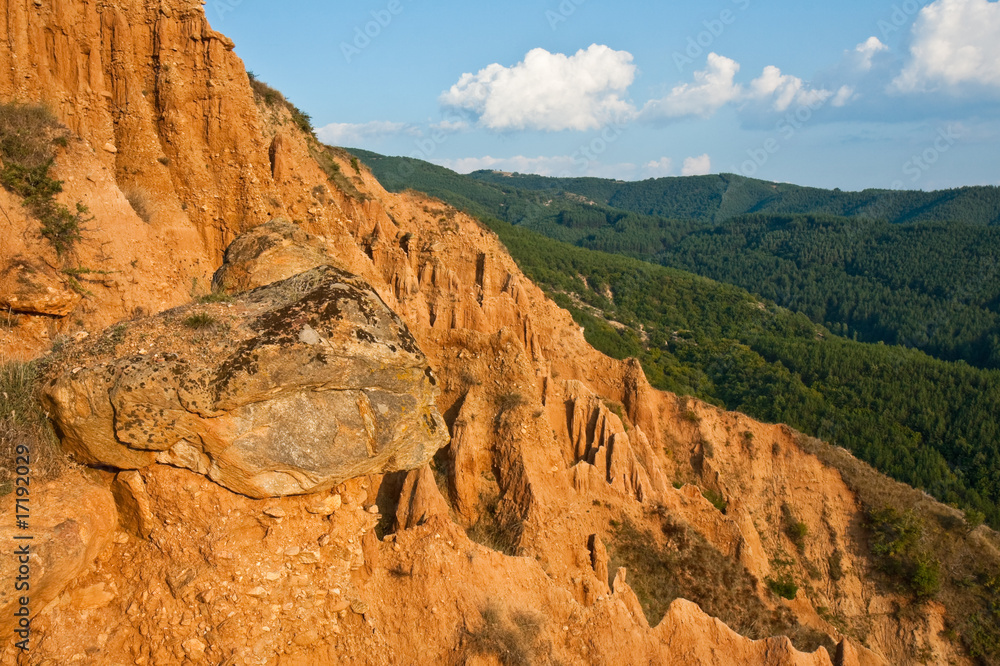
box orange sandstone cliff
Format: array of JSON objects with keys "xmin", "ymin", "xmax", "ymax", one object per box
[{"xmin": 0, "ymin": 1, "xmax": 993, "ymax": 664}]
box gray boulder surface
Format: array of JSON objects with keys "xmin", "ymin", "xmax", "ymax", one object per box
[{"xmin": 42, "ymin": 266, "xmax": 449, "ymax": 498}]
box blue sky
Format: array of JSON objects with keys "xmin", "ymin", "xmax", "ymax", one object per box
[{"xmin": 214, "ymin": 0, "xmax": 1000, "ymax": 191}]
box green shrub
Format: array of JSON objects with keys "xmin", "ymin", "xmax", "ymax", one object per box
[
  {"xmin": 701, "ymin": 488, "xmax": 728, "ymax": 513},
  {"xmin": 767, "ymin": 575, "xmax": 799, "ymax": 600},
  {"xmin": 782, "ymin": 504, "xmax": 809, "ymax": 552},
  {"xmin": 829, "ymin": 550, "xmax": 844, "ymax": 581},
  {"xmin": 0, "ymin": 102, "xmax": 89, "ymax": 257},
  {"xmin": 868, "ymin": 507, "xmax": 941, "ymax": 599}
]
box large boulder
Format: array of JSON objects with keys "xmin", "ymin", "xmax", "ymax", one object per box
[
  {"xmin": 41, "ymin": 266, "xmax": 449, "ymax": 498},
  {"xmin": 211, "ymin": 218, "xmax": 334, "ymax": 294}
]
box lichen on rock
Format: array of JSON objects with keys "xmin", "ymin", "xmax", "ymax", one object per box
[{"xmin": 42, "ymin": 265, "xmax": 449, "ymax": 498}]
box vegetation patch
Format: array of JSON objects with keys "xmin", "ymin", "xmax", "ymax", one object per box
[
  {"xmin": 766, "ymin": 575, "xmax": 799, "ymax": 600},
  {"xmin": 466, "ymin": 491, "xmax": 523, "ymax": 557},
  {"xmin": 782, "ymin": 504, "xmax": 809, "ymax": 553},
  {"xmin": 701, "ymin": 488, "xmax": 728, "ymax": 513},
  {"xmin": 0, "ymin": 359, "xmax": 67, "ymax": 495},
  {"xmin": 182, "ymin": 312, "xmax": 218, "ymax": 330},
  {"xmin": 0, "ymin": 102, "xmax": 90, "ymax": 257},
  {"xmin": 608, "ymin": 517, "xmax": 833, "ymax": 653},
  {"xmin": 868, "ymin": 507, "xmax": 941, "ymax": 599},
  {"xmin": 461, "ymin": 599, "xmax": 553, "ymax": 665}
]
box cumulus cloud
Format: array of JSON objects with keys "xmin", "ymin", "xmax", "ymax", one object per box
[
  {"xmin": 893, "ymin": 0, "xmax": 1000, "ymax": 93},
  {"xmin": 643, "ymin": 54, "xmax": 835, "ymax": 120},
  {"xmin": 748, "ymin": 65, "xmax": 833, "ymax": 111},
  {"xmin": 643, "ymin": 53, "xmax": 742, "ymax": 118},
  {"xmin": 854, "ymin": 37, "xmax": 889, "ymax": 71},
  {"xmin": 682, "ymin": 154, "xmax": 712, "ymax": 176},
  {"xmin": 831, "ymin": 85, "xmax": 856, "ymax": 107},
  {"xmin": 643, "ymin": 158, "xmax": 674, "ymax": 177},
  {"xmin": 315, "ymin": 121, "xmax": 415, "ymax": 145},
  {"xmin": 440, "ymin": 44, "xmax": 637, "ymax": 131}
]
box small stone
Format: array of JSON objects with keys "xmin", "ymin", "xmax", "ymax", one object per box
[
  {"xmin": 350, "ymin": 599, "xmax": 369, "ymax": 615},
  {"xmin": 264, "ymin": 507, "xmax": 286, "ymax": 518},
  {"xmin": 182, "ymin": 638, "xmax": 206, "ymax": 658},
  {"xmin": 103, "ymin": 142, "xmax": 118, "ymax": 154},
  {"xmin": 318, "ymin": 534, "xmax": 331, "ymax": 547},
  {"xmin": 298, "ymin": 325, "xmax": 322, "ymax": 346},
  {"xmin": 264, "ymin": 571, "xmax": 281, "ymax": 582},
  {"xmin": 367, "ymin": 505, "xmax": 379, "ymax": 514},
  {"xmin": 298, "ymin": 550, "xmax": 320, "ymax": 564},
  {"xmin": 247, "ymin": 587, "xmax": 267, "ymax": 597},
  {"xmin": 284, "ymin": 546, "xmax": 301, "ymax": 557}
]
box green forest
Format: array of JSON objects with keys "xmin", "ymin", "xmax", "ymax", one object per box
[
  {"xmin": 351, "ymin": 149, "xmax": 1000, "ymax": 529},
  {"xmin": 351, "ymin": 150, "xmax": 1000, "ymax": 370}
]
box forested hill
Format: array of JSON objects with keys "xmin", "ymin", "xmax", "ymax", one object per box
[
  {"xmin": 468, "ymin": 170, "xmax": 1000, "ymax": 226},
  {"xmin": 350, "ymin": 149, "xmax": 1000, "ymax": 226},
  {"xmin": 348, "ymin": 150, "xmax": 1000, "ymax": 370}
]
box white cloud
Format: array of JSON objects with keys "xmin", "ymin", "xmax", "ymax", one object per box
[
  {"xmin": 893, "ymin": 0, "xmax": 1000, "ymax": 92},
  {"xmin": 748, "ymin": 66, "xmax": 833, "ymax": 112},
  {"xmin": 854, "ymin": 37, "xmax": 889, "ymax": 71},
  {"xmin": 643, "ymin": 53, "xmax": 742, "ymax": 118},
  {"xmin": 435, "ymin": 155, "xmax": 637, "ymax": 179},
  {"xmin": 429, "ymin": 118, "xmax": 470, "ymax": 133},
  {"xmin": 644, "ymin": 54, "xmax": 836, "ymax": 119},
  {"xmin": 315, "ymin": 121, "xmax": 414, "ymax": 145},
  {"xmin": 440, "ymin": 44, "xmax": 636, "ymax": 131},
  {"xmin": 682, "ymin": 154, "xmax": 712, "ymax": 176},
  {"xmin": 831, "ymin": 85, "xmax": 856, "ymax": 107},
  {"xmin": 643, "ymin": 158, "xmax": 674, "ymax": 177}
]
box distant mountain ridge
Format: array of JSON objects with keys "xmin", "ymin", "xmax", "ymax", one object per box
[{"xmin": 350, "ymin": 149, "xmax": 1000, "ymax": 226}]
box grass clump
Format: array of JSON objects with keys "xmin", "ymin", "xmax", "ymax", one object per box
[
  {"xmin": 122, "ymin": 186, "xmax": 156, "ymax": 223},
  {"xmin": 766, "ymin": 575, "xmax": 799, "ymax": 600},
  {"xmin": 461, "ymin": 599, "xmax": 553, "ymax": 666},
  {"xmin": 495, "ymin": 391, "xmax": 528, "ymax": 414},
  {"xmin": 0, "ymin": 102, "xmax": 90, "ymax": 257},
  {"xmin": 198, "ymin": 290, "xmax": 233, "ymax": 304},
  {"xmin": 0, "ymin": 359, "xmax": 67, "ymax": 495},
  {"xmin": 183, "ymin": 312, "xmax": 217, "ymax": 330}
]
